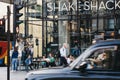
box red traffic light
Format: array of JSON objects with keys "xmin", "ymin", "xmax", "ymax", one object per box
[
  {"xmin": 0, "ymin": 18, "xmax": 5, "ymax": 26},
  {"xmin": 0, "ymin": 18, "xmax": 5, "ymax": 33},
  {"xmin": 0, "ymin": 20, "xmax": 3, "ymax": 26}
]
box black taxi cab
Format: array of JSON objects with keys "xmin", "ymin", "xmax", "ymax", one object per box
[{"xmin": 25, "ymin": 39, "xmax": 120, "ymax": 80}]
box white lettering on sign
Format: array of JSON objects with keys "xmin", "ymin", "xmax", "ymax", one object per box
[{"xmin": 47, "ymin": 0, "xmax": 120, "ymax": 12}]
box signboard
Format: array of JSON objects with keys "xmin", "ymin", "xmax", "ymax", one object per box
[
  {"xmin": 0, "ymin": 41, "xmax": 12, "ymax": 59},
  {"xmin": 47, "ymin": 0, "xmax": 120, "ymax": 15},
  {"xmin": 51, "ymin": 44, "xmax": 58, "ymax": 46},
  {"xmin": 94, "ymin": 35, "xmax": 104, "ymax": 39},
  {"xmin": 14, "ymin": 0, "xmax": 37, "ymax": 6},
  {"xmin": 0, "ymin": 41, "xmax": 8, "ymax": 59}
]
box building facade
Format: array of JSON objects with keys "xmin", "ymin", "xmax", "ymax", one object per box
[{"xmin": 43, "ymin": 0, "xmax": 120, "ymax": 56}]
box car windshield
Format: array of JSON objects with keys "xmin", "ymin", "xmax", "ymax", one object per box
[{"xmin": 69, "ymin": 46, "xmax": 92, "ymax": 69}]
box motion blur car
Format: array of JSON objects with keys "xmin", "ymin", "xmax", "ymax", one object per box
[{"xmin": 25, "ymin": 39, "xmax": 120, "ymax": 80}]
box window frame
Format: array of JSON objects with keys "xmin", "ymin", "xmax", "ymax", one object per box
[{"xmin": 85, "ymin": 45, "xmax": 118, "ymax": 71}]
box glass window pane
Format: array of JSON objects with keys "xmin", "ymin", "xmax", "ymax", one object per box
[
  {"xmin": 109, "ymin": 19, "xmax": 114, "ymax": 29},
  {"xmin": 86, "ymin": 47, "xmax": 116, "ymax": 70}
]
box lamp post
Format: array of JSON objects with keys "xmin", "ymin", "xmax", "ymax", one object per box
[
  {"xmin": 114, "ymin": 0, "xmax": 117, "ymax": 39},
  {"xmin": 7, "ymin": 6, "xmax": 11, "ymax": 80},
  {"xmin": 23, "ymin": 0, "xmax": 29, "ymax": 38},
  {"xmin": 42, "ymin": 0, "xmax": 45, "ymax": 56},
  {"xmin": 96, "ymin": 0, "xmax": 99, "ymax": 34}
]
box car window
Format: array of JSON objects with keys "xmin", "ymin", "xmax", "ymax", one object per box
[
  {"xmin": 115, "ymin": 45, "xmax": 120, "ymax": 70},
  {"xmin": 85, "ymin": 46, "xmax": 117, "ymax": 70}
]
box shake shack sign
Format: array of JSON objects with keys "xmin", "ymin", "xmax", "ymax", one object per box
[{"xmin": 47, "ymin": 0, "xmax": 120, "ymax": 14}]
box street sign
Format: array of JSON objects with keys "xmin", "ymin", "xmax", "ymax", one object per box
[{"xmin": 51, "ymin": 44, "xmax": 58, "ymax": 46}]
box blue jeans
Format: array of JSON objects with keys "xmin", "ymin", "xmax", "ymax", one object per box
[
  {"xmin": 25, "ymin": 58, "xmax": 33, "ymax": 71},
  {"xmin": 12, "ymin": 58, "xmax": 18, "ymax": 71}
]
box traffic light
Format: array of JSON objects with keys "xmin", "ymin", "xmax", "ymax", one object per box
[
  {"xmin": 0, "ymin": 18, "xmax": 5, "ymax": 33},
  {"xmin": 13, "ymin": 4, "xmax": 23, "ymax": 33}
]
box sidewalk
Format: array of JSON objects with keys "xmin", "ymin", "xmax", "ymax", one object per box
[
  {"xmin": 10, "ymin": 70, "xmax": 27, "ymax": 80},
  {"xmin": 0, "ymin": 67, "xmax": 27, "ymax": 80}
]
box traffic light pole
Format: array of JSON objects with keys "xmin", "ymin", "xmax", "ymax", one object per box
[
  {"xmin": 13, "ymin": 2, "xmax": 23, "ymax": 47},
  {"xmin": 7, "ymin": 6, "xmax": 11, "ymax": 80}
]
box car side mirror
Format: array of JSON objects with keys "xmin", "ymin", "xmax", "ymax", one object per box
[{"xmin": 78, "ymin": 62, "xmax": 87, "ymax": 73}]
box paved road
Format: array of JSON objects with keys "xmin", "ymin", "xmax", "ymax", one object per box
[{"xmin": 0, "ymin": 67, "xmax": 28, "ymax": 80}]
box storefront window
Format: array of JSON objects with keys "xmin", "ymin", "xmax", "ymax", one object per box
[
  {"xmin": 41, "ymin": 0, "xmax": 120, "ymax": 56},
  {"xmin": 108, "ymin": 19, "xmax": 114, "ymax": 29}
]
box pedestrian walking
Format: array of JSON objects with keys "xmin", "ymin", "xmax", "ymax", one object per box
[
  {"xmin": 60, "ymin": 43, "xmax": 68, "ymax": 67},
  {"xmin": 11, "ymin": 47, "xmax": 18, "ymax": 72},
  {"xmin": 18, "ymin": 40, "xmax": 24, "ymax": 70},
  {"xmin": 73, "ymin": 45, "xmax": 81, "ymax": 58}
]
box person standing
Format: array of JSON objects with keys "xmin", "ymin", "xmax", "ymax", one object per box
[
  {"xmin": 60, "ymin": 43, "xmax": 68, "ymax": 67},
  {"xmin": 18, "ymin": 39, "xmax": 24, "ymax": 70},
  {"xmin": 11, "ymin": 47, "xmax": 18, "ymax": 72},
  {"xmin": 15, "ymin": 38, "xmax": 24, "ymax": 70},
  {"xmin": 73, "ymin": 45, "xmax": 81, "ymax": 58}
]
